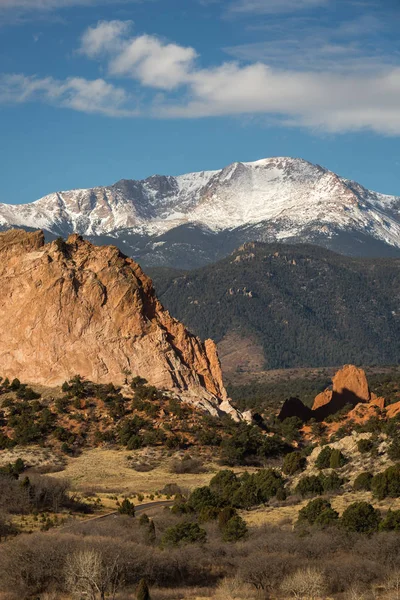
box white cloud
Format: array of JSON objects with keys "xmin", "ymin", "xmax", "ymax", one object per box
[
  {"xmin": 2, "ymin": 20, "xmax": 400, "ymax": 135},
  {"xmin": 80, "ymin": 20, "xmax": 132, "ymax": 58},
  {"xmin": 157, "ymin": 61, "xmax": 400, "ymax": 135},
  {"xmin": 229, "ymin": 0, "xmax": 328, "ymax": 14},
  {"xmin": 0, "ymin": 73, "xmax": 133, "ymax": 116},
  {"xmin": 109, "ymin": 35, "xmax": 197, "ymax": 89},
  {"xmin": 80, "ymin": 21, "xmax": 198, "ymax": 90},
  {"xmin": 0, "ymin": 0, "xmax": 147, "ymax": 11}
]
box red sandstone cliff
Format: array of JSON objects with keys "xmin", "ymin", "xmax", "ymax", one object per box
[{"xmin": 0, "ymin": 230, "xmax": 229, "ymax": 409}]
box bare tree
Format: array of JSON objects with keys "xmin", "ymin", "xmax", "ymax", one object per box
[
  {"xmin": 384, "ymin": 570, "xmax": 400, "ymax": 600},
  {"xmin": 65, "ymin": 548, "xmax": 123, "ymax": 600},
  {"xmin": 281, "ymin": 567, "xmax": 326, "ymax": 600}
]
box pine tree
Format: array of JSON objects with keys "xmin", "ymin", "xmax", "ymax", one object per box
[{"xmin": 136, "ymin": 578, "xmax": 151, "ymax": 600}]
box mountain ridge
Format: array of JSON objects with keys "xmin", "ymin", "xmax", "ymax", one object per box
[
  {"xmin": 148, "ymin": 241, "xmax": 400, "ymax": 373},
  {"xmin": 1, "ymin": 157, "xmax": 400, "ymax": 268}
]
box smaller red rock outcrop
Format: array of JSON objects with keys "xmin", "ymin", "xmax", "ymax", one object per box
[{"xmin": 280, "ymin": 364, "xmax": 386, "ymax": 423}]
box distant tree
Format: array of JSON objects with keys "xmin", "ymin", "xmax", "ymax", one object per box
[
  {"xmin": 353, "ymin": 471, "xmax": 373, "ymax": 492},
  {"xmin": 118, "ymin": 498, "xmax": 135, "ymax": 517},
  {"xmin": 283, "ymin": 451, "xmax": 306, "ymax": 475},
  {"xmin": 315, "ymin": 446, "xmax": 333, "ymax": 469},
  {"xmin": 221, "ymin": 515, "xmax": 248, "ymax": 542},
  {"xmin": 281, "ymin": 567, "xmax": 326, "ymax": 600},
  {"xmin": 341, "ymin": 502, "xmax": 380, "ymax": 534},
  {"xmin": 295, "ymin": 475, "xmax": 324, "ymax": 498},
  {"xmin": 161, "ymin": 522, "xmax": 207, "ymax": 547},
  {"xmin": 136, "ymin": 578, "xmax": 151, "ymax": 600},
  {"xmin": 65, "ymin": 548, "xmax": 123, "ymax": 600},
  {"xmin": 380, "ymin": 509, "xmax": 400, "ymax": 531},
  {"xmin": 357, "ymin": 438, "xmax": 374, "ymax": 454},
  {"xmin": 329, "ymin": 449, "xmax": 346, "ymax": 469},
  {"xmin": 297, "ymin": 498, "xmax": 339, "ymax": 527}
]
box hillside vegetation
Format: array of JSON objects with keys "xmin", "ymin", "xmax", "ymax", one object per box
[{"xmin": 149, "ymin": 242, "xmax": 400, "ymax": 372}]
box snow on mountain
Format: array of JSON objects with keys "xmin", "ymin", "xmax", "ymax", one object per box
[{"xmin": 1, "ymin": 157, "xmax": 399, "ymax": 261}]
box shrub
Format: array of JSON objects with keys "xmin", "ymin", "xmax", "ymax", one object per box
[
  {"xmin": 281, "ymin": 567, "xmax": 326, "ymax": 600},
  {"xmin": 136, "ymin": 578, "xmax": 151, "ymax": 600},
  {"xmin": 209, "ymin": 470, "xmax": 240, "ymax": 503},
  {"xmin": 321, "ymin": 471, "xmax": 344, "ymax": 492},
  {"xmin": 170, "ymin": 456, "xmax": 205, "ymax": 474},
  {"xmin": 161, "ymin": 522, "xmax": 207, "ymax": 547},
  {"xmin": 316, "ymin": 446, "xmax": 333, "ymax": 469},
  {"xmin": 218, "ymin": 506, "xmax": 237, "ymax": 529},
  {"xmin": 280, "ymin": 416, "xmax": 303, "ymax": 442},
  {"xmin": 283, "ymin": 451, "xmax": 306, "ymax": 475},
  {"xmin": 388, "ymin": 438, "xmax": 400, "ymax": 461},
  {"xmin": 380, "ymin": 509, "xmax": 400, "ymax": 531},
  {"xmin": 10, "ymin": 378, "xmax": 21, "ymax": 391},
  {"xmin": 297, "ymin": 498, "xmax": 339, "ymax": 527},
  {"xmin": 357, "ymin": 438, "xmax": 374, "ymax": 454},
  {"xmin": 341, "ymin": 502, "xmax": 381, "ymax": 534},
  {"xmin": 118, "ymin": 498, "xmax": 135, "ymax": 517},
  {"xmin": 188, "ymin": 487, "xmax": 221, "ymax": 512},
  {"xmin": 221, "ymin": 515, "xmax": 248, "ymax": 542},
  {"xmin": 329, "ymin": 449, "xmax": 346, "ymax": 469},
  {"xmin": 353, "ymin": 471, "xmax": 373, "ymax": 491},
  {"xmin": 295, "ymin": 475, "xmax": 324, "ymax": 497},
  {"xmin": 371, "ymin": 464, "xmax": 400, "ymax": 500}
]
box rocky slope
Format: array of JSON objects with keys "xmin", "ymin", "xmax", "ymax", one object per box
[
  {"xmin": 1, "ymin": 157, "xmax": 400, "ymax": 268},
  {"xmin": 0, "ymin": 229, "xmax": 237, "ymax": 417},
  {"xmin": 149, "ymin": 242, "xmax": 400, "ymax": 372}
]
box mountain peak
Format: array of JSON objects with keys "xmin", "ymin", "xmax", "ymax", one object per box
[{"xmin": 0, "ymin": 157, "xmax": 399, "ymax": 267}]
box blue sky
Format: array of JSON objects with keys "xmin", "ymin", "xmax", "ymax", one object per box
[{"xmin": 0, "ymin": 0, "xmax": 399, "ymax": 204}]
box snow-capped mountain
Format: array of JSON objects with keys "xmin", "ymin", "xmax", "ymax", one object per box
[{"xmin": 1, "ymin": 157, "xmax": 400, "ymax": 268}]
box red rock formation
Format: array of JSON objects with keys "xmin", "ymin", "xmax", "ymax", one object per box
[
  {"xmin": 312, "ymin": 389, "xmax": 333, "ymax": 411},
  {"xmin": 286, "ymin": 365, "xmax": 386, "ymax": 424},
  {"xmin": 332, "ymin": 364, "xmax": 370, "ymax": 403},
  {"xmin": 0, "ymin": 230, "xmax": 229, "ymax": 409}
]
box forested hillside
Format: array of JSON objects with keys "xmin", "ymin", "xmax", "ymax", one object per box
[{"xmin": 149, "ymin": 242, "xmax": 400, "ymax": 372}]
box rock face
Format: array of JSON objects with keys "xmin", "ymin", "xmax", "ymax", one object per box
[
  {"xmin": 332, "ymin": 364, "xmax": 370, "ymax": 403},
  {"xmin": 312, "ymin": 389, "xmax": 333, "ymax": 411},
  {"xmin": 312, "ymin": 364, "xmax": 371, "ymax": 413},
  {"xmin": 0, "ymin": 230, "xmax": 234, "ymax": 415},
  {"xmin": 281, "ymin": 364, "xmax": 385, "ymax": 423}
]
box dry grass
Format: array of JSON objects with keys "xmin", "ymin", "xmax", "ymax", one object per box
[
  {"xmin": 47, "ymin": 447, "xmax": 228, "ymax": 495},
  {"xmin": 243, "ymin": 489, "xmax": 400, "ymax": 529},
  {"xmin": 0, "ymin": 445, "xmax": 64, "ymax": 471}
]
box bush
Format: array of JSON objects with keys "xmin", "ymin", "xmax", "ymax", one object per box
[
  {"xmin": 161, "ymin": 522, "xmax": 207, "ymax": 547},
  {"xmin": 329, "ymin": 449, "xmax": 346, "ymax": 469},
  {"xmin": 170, "ymin": 456, "xmax": 205, "ymax": 474},
  {"xmin": 281, "ymin": 567, "xmax": 326, "ymax": 600},
  {"xmin": 136, "ymin": 578, "xmax": 151, "ymax": 600},
  {"xmin": 118, "ymin": 498, "xmax": 135, "ymax": 517},
  {"xmin": 295, "ymin": 475, "xmax": 324, "ymax": 497},
  {"xmin": 371, "ymin": 464, "xmax": 400, "ymax": 500},
  {"xmin": 315, "ymin": 446, "xmax": 333, "ymax": 469},
  {"xmin": 357, "ymin": 438, "xmax": 374, "ymax": 454},
  {"xmin": 341, "ymin": 502, "xmax": 381, "ymax": 534},
  {"xmin": 388, "ymin": 438, "xmax": 400, "ymax": 461},
  {"xmin": 188, "ymin": 487, "xmax": 221, "ymax": 512},
  {"xmin": 379, "ymin": 509, "xmax": 400, "ymax": 531},
  {"xmin": 321, "ymin": 471, "xmax": 344, "ymax": 492},
  {"xmin": 221, "ymin": 515, "xmax": 248, "ymax": 542},
  {"xmin": 282, "ymin": 451, "xmax": 306, "ymax": 475},
  {"xmin": 297, "ymin": 498, "xmax": 339, "ymax": 527},
  {"xmin": 353, "ymin": 471, "xmax": 373, "ymax": 491}
]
